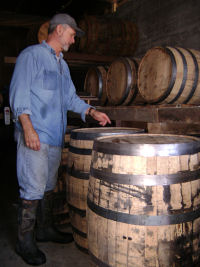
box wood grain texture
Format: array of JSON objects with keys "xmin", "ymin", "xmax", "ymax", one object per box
[
  {"xmin": 106, "ymin": 57, "xmax": 145, "ymax": 106},
  {"xmin": 87, "ymin": 134, "xmax": 200, "ymax": 267},
  {"xmin": 138, "ymin": 46, "xmax": 200, "ymax": 105},
  {"xmin": 84, "ymin": 66, "xmax": 108, "ymax": 106},
  {"xmin": 66, "ymin": 128, "xmax": 144, "ymax": 251}
]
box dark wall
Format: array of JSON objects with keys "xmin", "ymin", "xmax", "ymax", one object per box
[
  {"xmin": 0, "ymin": 26, "xmax": 30, "ymax": 106},
  {"xmin": 116, "ymin": 0, "xmax": 200, "ymax": 58}
]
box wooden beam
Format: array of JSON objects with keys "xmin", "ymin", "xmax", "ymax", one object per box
[
  {"xmin": 4, "ymin": 52, "xmax": 116, "ymax": 66},
  {"xmin": 0, "ymin": 12, "xmax": 47, "ymax": 27},
  {"xmin": 157, "ymin": 105, "xmax": 200, "ymax": 123},
  {"xmin": 148, "ymin": 122, "xmax": 200, "ymax": 135},
  {"xmin": 91, "ymin": 105, "xmax": 159, "ymax": 122},
  {"xmin": 96, "ymin": 105, "xmax": 200, "ymax": 123}
]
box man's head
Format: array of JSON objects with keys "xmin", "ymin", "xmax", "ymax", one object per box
[{"xmin": 48, "ymin": 13, "xmax": 84, "ymax": 37}]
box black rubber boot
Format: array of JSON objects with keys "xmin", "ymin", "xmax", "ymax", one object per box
[
  {"xmin": 15, "ymin": 199, "xmax": 46, "ymax": 266},
  {"xmin": 36, "ymin": 190, "xmax": 73, "ymax": 244}
]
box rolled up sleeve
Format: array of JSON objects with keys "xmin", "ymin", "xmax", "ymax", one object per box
[{"xmin": 9, "ymin": 51, "xmax": 36, "ymax": 121}]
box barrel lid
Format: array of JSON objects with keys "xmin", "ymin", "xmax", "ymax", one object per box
[
  {"xmin": 93, "ymin": 134, "xmax": 200, "ymax": 156},
  {"xmin": 70, "ymin": 127, "xmax": 144, "ymax": 140}
]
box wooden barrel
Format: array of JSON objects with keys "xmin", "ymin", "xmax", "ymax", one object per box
[
  {"xmin": 84, "ymin": 66, "xmax": 108, "ymax": 106},
  {"xmin": 87, "ymin": 133, "xmax": 200, "ymax": 267},
  {"xmin": 66, "ymin": 127, "xmax": 144, "ymax": 252},
  {"xmin": 52, "ymin": 126, "xmax": 79, "ymax": 225},
  {"xmin": 37, "ymin": 21, "xmax": 49, "ymax": 43},
  {"xmin": 106, "ymin": 57, "xmax": 145, "ymax": 105},
  {"xmin": 78, "ymin": 16, "xmax": 138, "ymax": 56},
  {"xmin": 138, "ymin": 46, "xmax": 200, "ymax": 105}
]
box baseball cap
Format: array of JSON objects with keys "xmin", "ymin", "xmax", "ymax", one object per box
[{"xmin": 49, "ymin": 13, "xmax": 85, "ymax": 37}]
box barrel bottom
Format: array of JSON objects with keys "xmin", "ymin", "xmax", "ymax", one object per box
[
  {"xmin": 69, "ymin": 206, "xmax": 88, "ymax": 251},
  {"xmin": 74, "ymin": 233, "xmax": 88, "ymax": 252},
  {"xmin": 88, "ymin": 208, "xmax": 200, "ymax": 267}
]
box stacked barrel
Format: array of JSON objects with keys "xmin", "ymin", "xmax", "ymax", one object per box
[
  {"xmin": 52, "ymin": 126, "xmax": 78, "ymax": 226},
  {"xmin": 137, "ymin": 47, "xmax": 200, "ymax": 105},
  {"xmin": 65, "ymin": 127, "xmax": 200, "ymax": 266},
  {"xmin": 84, "ymin": 46, "xmax": 200, "ymax": 106},
  {"xmin": 66, "ymin": 127, "xmax": 144, "ymax": 252},
  {"xmin": 84, "ymin": 57, "xmax": 146, "ymax": 106}
]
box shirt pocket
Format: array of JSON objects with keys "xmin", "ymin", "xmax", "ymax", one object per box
[{"xmin": 43, "ymin": 70, "xmax": 58, "ymax": 91}]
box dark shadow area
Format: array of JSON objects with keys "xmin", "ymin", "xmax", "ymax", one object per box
[{"xmin": 0, "ymin": 123, "xmax": 19, "ymax": 248}]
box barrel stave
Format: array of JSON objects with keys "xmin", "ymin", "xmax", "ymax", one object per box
[{"xmin": 87, "ymin": 134, "xmax": 200, "ymax": 266}]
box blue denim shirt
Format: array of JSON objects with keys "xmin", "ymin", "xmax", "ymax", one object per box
[{"xmin": 9, "ymin": 41, "xmax": 91, "ymax": 147}]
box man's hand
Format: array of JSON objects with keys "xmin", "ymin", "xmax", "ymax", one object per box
[
  {"xmin": 19, "ymin": 114, "xmax": 40, "ymax": 151},
  {"xmin": 87, "ymin": 108, "xmax": 111, "ymax": 126},
  {"xmin": 24, "ymin": 128, "xmax": 40, "ymax": 151}
]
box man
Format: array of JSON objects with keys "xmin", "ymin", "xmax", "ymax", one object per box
[{"xmin": 9, "ymin": 13, "xmax": 111, "ymax": 266}]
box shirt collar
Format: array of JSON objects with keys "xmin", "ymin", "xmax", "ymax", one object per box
[{"xmin": 41, "ymin": 40, "xmax": 64, "ymax": 59}]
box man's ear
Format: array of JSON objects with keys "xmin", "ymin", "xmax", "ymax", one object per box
[{"xmin": 56, "ymin": 24, "xmax": 64, "ymax": 36}]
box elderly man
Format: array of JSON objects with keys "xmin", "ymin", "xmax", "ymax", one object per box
[{"xmin": 9, "ymin": 13, "xmax": 111, "ymax": 265}]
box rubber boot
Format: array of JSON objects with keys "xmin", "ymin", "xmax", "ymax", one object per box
[
  {"xmin": 36, "ymin": 190, "xmax": 73, "ymax": 244},
  {"xmin": 15, "ymin": 199, "xmax": 46, "ymax": 266}
]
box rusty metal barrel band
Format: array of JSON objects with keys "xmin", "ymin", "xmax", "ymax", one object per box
[
  {"xmin": 119, "ymin": 57, "xmax": 133, "ymax": 105},
  {"xmin": 64, "ymin": 142, "xmax": 69, "ymax": 148},
  {"xmin": 67, "ymin": 166, "xmax": 89, "ymax": 180},
  {"xmin": 93, "ymin": 140, "xmax": 200, "ymax": 156},
  {"xmin": 72, "ymin": 226, "xmax": 87, "ymax": 238},
  {"xmin": 69, "ymin": 145, "xmax": 92, "ymax": 155},
  {"xmin": 168, "ymin": 47, "xmax": 188, "ymax": 104},
  {"xmin": 153, "ymin": 47, "xmax": 177, "ymax": 104},
  {"xmin": 183, "ymin": 48, "xmax": 199, "ymax": 104},
  {"xmin": 89, "ymin": 252, "xmax": 111, "ymax": 267},
  {"xmin": 123, "ymin": 57, "xmax": 138, "ymax": 105},
  {"xmin": 68, "ymin": 203, "xmax": 86, "ymax": 217},
  {"xmin": 90, "ymin": 167, "xmax": 200, "ymax": 186},
  {"xmin": 87, "ymin": 198, "xmax": 200, "ymax": 226},
  {"xmin": 96, "ymin": 67, "xmax": 103, "ymax": 99}
]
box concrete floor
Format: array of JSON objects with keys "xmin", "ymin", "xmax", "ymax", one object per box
[{"xmin": 0, "ymin": 124, "xmax": 91, "ymax": 267}]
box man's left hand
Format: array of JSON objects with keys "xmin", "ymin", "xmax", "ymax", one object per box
[{"xmin": 88, "ymin": 108, "xmax": 111, "ymax": 126}]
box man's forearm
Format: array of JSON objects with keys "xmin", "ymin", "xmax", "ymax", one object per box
[
  {"xmin": 18, "ymin": 113, "xmax": 40, "ymax": 150},
  {"xmin": 19, "ymin": 114, "xmax": 34, "ymax": 133}
]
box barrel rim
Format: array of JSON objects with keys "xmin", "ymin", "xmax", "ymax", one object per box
[
  {"xmin": 70, "ymin": 127, "xmax": 144, "ymax": 140},
  {"xmin": 92, "ymin": 133, "xmax": 200, "ymax": 156}
]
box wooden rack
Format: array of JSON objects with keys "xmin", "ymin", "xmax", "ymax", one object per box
[
  {"xmin": 5, "ymin": 55, "xmax": 200, "ymax": 135},
  {"xmin": 69, "ymin": 103, "xmax": 200, "ymax": 135}
]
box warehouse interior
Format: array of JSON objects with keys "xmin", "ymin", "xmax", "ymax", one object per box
[{"xmin": 0, "ymin": 0, "xmax": 200, "ymax": 266}]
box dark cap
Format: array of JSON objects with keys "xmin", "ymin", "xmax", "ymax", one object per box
[{"xmin": 50, "ymin": 13, "xmax": 84, "ymax": 37}]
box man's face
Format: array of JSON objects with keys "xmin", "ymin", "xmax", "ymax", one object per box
[{"xmin": 60, "ymin": 25, "xmax": 76, "ymax": 52}]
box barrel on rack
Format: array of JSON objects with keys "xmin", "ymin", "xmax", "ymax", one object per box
[
  {"xmin": 87, "ymin": 133, "xmax": 200, "ymax": 266},
  {"xmin": 37, "ymin": 21, "xmax": 49, "ymax": 43},
  {"xmin": 78, "ymin": 16, "xmax": 138, "ymax": 56},
  {"xmin": 138, "ymin": 46, "xmax": 200, "ymax": 105},
  {"xmin": 84, "ymin": 66, "xmax": 108, "ymax": 106},
  {"xmin": 52, "ymin": 126, "xmax": 79, "ymax": 225},
  {"xmin": 106, "ymin": 57, "xmax": 145, "ymax": 105},
  {"xmin": 66, "ymin": 127, "xmax": 144, "ymax": 252}
]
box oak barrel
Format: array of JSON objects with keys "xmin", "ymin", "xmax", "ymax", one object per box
[
  {"xmin": 37, "ymin": 21, "xmax": 49, "ymax": 43},
  {"xmin": 78, "ymin": 16, "xmax": 138, "ymax": 56},
  {"xmin": 106, "ymin": 57, "xmax": 145, "ymax": 105},
  {"xmin": 87, "ymin": 134, "xmax": 200, "ymax": 267},
  {"xmin": 138, "ymin": 46, "xmax": 200, "ymax": 104},
  {"xmin": 52, "ymin": 126, "xmax": 78, "ymax": 225},
  {"xmin": 84, "ymin": 66, "xmax": 108, "ymax": 106},
  {"xmin": 66, "ymin": 127, "xmax": 144, "ymax": 252}
]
